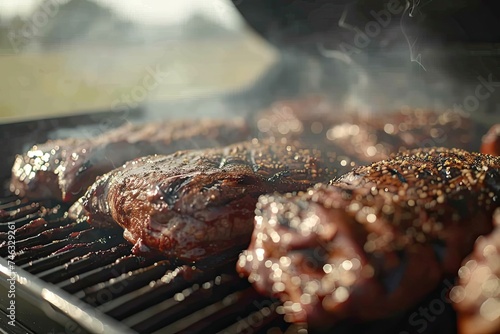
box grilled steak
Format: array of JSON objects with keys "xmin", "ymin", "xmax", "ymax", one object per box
[
  {"xmin": 255, "ymin": 98, "xmax": 474, "ymax": 163},
  {"xmin": 10, "ymin": 119, "xmax": 249, "ymax": 202},
  {"xmin": 75, "ymin": 139, "xmax": 348, "ymax": 261},
  {"xmin": 452, "ymin": 208, "xmax": 500, "ymax": 334},
  {"xmin": 237, "ymin": 148, "xmax": 500, "ymax": 325}
]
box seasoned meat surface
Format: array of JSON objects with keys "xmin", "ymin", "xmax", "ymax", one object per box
[
  {"xmin": 452, "ymin": 209, "xmax": 500, "ymax": 334},
  {"xmin": 237, "ymin": 148, "xmax": 500, "ymax": 325},
  {"xmin": 328, "ymin": 108, "xmax": 473, "ymax": 163},
  {"xmin": 255, "ymin": 98, "xmax": 474, "ymax": 163},
  {"xmin": 10, "ymin": 119, "xmax": 249, "ymax": 202},
  {"xmin": 76, "ymin": 139, "xmax": 347, "ymax": 261}
]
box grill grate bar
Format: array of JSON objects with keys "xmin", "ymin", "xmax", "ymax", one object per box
[
  {"xmin": 15, "ymin": 239, "xmax": 70, "ymax": 265},
  {"xmin": 174, "ymin": 288, "xmax": 276, "ymax": 334},
  {"xmin": 0, "ymin": 200, "xmax": 62, "ymax": 225},
  {"xmin": 0, "ymin": 195, "xmax": 18, "ymax": 205},
  {"xmin": 0, "ymin": 197, "xmax": 28, "ymax": 211},
  {"xmin": 0, "ymin": 213, "xmax": 42, "ymax": 232},
  {"xmin": 1, "ymin": 214, "xmax": 71, "ymax": 240},
  {"xmin": 217, "ymin": 303, "xmax": 289, "ymax": 334},
  {"xmin": 0, "ymin": 203, "xmax": 40, "ymax": 221},
  {"xmin": 58, "ymin": 255, "xmax": 155, "ymax": 293},
  {"xmin": 10, "ymin": 222, "xmax": 87, "ymax": 251},
  {"xmin": 79, "ymin": 259, "xmax": 174, "ymax": 307},
  {"xmin": 128, "ymin": 274, "xmax": 249, "ymax": 333},
  {"xmin": 38, "ymin": 244, "xmax": 132, "ymax": 284},
  {"xmin": 69, "ymin": 227, "xmax": 123, "ymax": 243},
  {"xmin": 20, "ymin": 237, "xmax": 125, "ymax": 274},
  {"xmin": 97, "ymin": 265, "xmax": 211, "ymax": 319}
]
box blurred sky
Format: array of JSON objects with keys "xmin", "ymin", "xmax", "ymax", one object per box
[{"xmin": 0, "ymin": 0, "xmax": 242, "ymax": 28}]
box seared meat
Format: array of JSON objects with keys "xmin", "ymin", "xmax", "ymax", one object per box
[
  {"xmin": 237, "ymin": 148, "xmax": 500, "ymax": 325},
  {"xmin": 452, "ymin": 208, "xmax": 500, "ymax": 334},
  {"xmin": 329, "ymin": 108, "xmax": 473, "ymax": 163},
  {"xmin": 481, "ymin": 124, "xmax": 500, "ymax": 157},
  {"xmin": 10, "ymin": 119, "xmax": 249, "ymax": 202},
  {"xmin": 10, "ymin": 138, "xmax": 83, "ymax": 200},
  {"xmin": 76, "ymin": 139, "xmax": 347, "ymax": 261},
  {"xmin": 11, "ymin": 96, "xmax": 473, "ymax": 203},
  {"xmin": 255, "ymin": 98, "xmax": 474, "ymax": 163}
]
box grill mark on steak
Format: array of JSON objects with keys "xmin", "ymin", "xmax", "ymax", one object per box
[
  {"xmin": 237, "ymin": 147, "xmax": 500, "ymax": 326},
  {"xmin": 74, "ymin": 159, "xmax": 93, "ymax": 177},
  {"xmin": 389, "ymin": 168, "xmax": 407, "ymax": 183},
  {"xmin": 158, "ymin": 177, "xmax": 193, "ymax": 207},
  {"xmin": 73, "ymin": 139, "xmax": 346, "ymax": 261},
  {"xmin": 267, "ymin": 170, "xmax": 292, "ymax": 183}
]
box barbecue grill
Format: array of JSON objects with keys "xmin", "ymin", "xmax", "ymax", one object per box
[
  {"xmin": 1, "ymin": 1, "xmax": 500, "ymax": 333},
  {"xmin": 0, "ymin": 103, "xmax": 464, "ymax": 334}
]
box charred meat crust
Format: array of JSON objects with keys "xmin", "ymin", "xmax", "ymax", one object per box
[
  {"xmin": 76, "ymin": 139, "xmax": 347, "ymax": 261},
  {"xmin": 237, "ymin": 148, "xmax": 500, "ymax": 325}
]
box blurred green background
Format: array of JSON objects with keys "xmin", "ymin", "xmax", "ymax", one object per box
[{"xmin": 0, "ymin": 0, "xmax": 276, "ymax": 121}]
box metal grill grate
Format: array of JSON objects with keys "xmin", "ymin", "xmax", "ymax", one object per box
[{"xmin": 0, "ymin": 190, "xmax": 293, "ymax": 334}]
